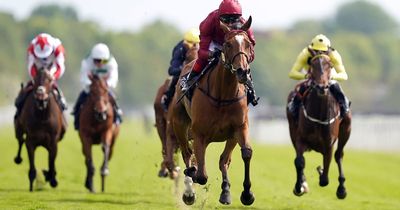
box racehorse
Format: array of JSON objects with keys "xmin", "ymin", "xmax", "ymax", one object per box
[
  {"xmin": 169, "ymin": 17, "xmax": 255, "ymax": 205},
  {"xmin": 154, "ymin": 43, "xmax": 198, "ymax": 179},
  {"xmin": 286, "ymin": 50, "xmax": 352, "ymax": 199},
  {"xmin": 78, "ymin": 74, "xmax": 120, "ymax": 192},
  {"xmin": 14, "ymin": 68, "xmax": 65, "ymax": 191}
]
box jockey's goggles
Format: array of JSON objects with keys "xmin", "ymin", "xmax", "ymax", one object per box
[
  {"xmin": 220, "ymin": 15, "xmax": 241, "ymax": 24},
  {"xmin": 93, "ymin": 58, "xmax": 108, "ymax": 65}
]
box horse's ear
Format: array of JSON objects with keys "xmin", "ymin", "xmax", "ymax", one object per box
[
  {"xmin": 241, "ymin": 16, "xmax": 252, "ymax": 31},
  {"xmin": 220, "ymin": 21, "xmax": 231, "ymax": 34}
]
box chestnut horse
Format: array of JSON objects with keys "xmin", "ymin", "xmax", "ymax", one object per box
[
  {"xmin": 14, "ymin": 68, "xmax": 65, "ymax": 191},
  {"xmin": 78, "ymin": 74, "xmax": 120, "ymax": 192},
  {"xmin": 169, "ymin": 17, "xmax": 255, "ymax": 206},
  {"xmin": 286, "ymin": 51, "xmax": 352, "ymax": 199},
  {"xmin": 154, "ymin": 44, "xmax": 198, "ymax": 179}
]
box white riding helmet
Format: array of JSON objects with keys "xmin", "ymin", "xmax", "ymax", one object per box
[
  {"xmin": 33, "ymin": 33, "xmax": 54, "ymax": 58},
  {"xmin": 91, "ymin": 43, "xmax": 110, "ymax": 60}
]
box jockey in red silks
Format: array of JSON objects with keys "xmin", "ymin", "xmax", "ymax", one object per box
[
  {"xmin": 180, "ymin": 0, "xmax": 259, "ymax": 106},
  {"xmin": 15, "ymin": 33, "xmax": 68, "ymax": 118}
]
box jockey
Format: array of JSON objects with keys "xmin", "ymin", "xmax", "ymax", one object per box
[
  {"xmin": 71, "ymin": 43, "xmax": 122, "ymax": 130},
  {"xmin": 14, "ymin": 33, "xmax": 67, "ymax": 118},
  {"xmin": 287, "ymin": 34, "xmax": 350, "ymax": 119},
  {"xmin": 161, "ymin": 28, "xmax": 200, "ymax": 111},
  {"xmin": 180, "ymin": 0, "xmax": 259, "ymax": 106}
]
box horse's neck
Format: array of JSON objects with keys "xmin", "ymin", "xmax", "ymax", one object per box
[{"xmin": 206, "ymin": 62, "xmax": 242, "ymax": 99}]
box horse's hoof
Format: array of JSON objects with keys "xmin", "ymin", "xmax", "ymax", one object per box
[
  {"xmin": 158, "ymin": 168, "xmax": 168, "ymax": 178},
  {"xmin": 101, "ymin": 168, "xmax": 110, "ymax": 176},
  {"xmin": 293, "ymin": 182, "xmax": 309, "ymax": 196},
  {"xmin": 14, "ymin": 157, "xmax": 22, "ymax": 164},
  {"xmin": 319, "ymin": 178, "xmax": 329, "ymax": 187},
  {"xmin": 240, "ymin": 190, "xmax": 255, "ymax": 206},
  {"xmin": 183, "ymin": 166, "xmax": 196, "ymax": 177},
  {"xmin": 195, "ymin": 176, "xmax": 208, "ymax": 185},
  {"xmin": 50, "ymin": 179, "xmax": 58, "ymax": 188},
  {"xmin": 219, "ymin": 190, "xmax": 231, "ymax": 205},
  {"xmin": 182, "ymin": 192, "xmax": 196, "ymax": 205},
  {"xmin": 169, "ymin": 168, "xmax": 180, "ymax": 180},
  {"xmin": 336, "ymin": 186, "xmax": 347, "ymax": 199},
  {"xmin": 85, "ymin": 181, "xmax": 95, "ymax": 193}
]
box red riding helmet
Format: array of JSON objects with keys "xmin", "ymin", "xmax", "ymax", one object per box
[{"xmin": 218, "ymin": 0, "xmax": 242, "ymax": 16}]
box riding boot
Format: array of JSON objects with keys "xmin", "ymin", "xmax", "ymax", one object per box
[
  {"xmin": 287, "ymin": 95, "xmax": 301, "ymax": 119},
  {"xmin": 180, "ymin": 71, "xmax": 200, "ymax": 92},
  {"xmin": 245, "ymin": 77, "xmax": 259, "ymax": 106},
  {"xmin": 329, "ymin": 82, "xmax": 350, "ymax": 118},
  {"xmin": 109, "ymin": 91, "xmax": 123, "ymax": 124},
  {"xmin": 14, "ymin": 82, "xmax": 33, "ymax": 119},
  {"xmin": 288, "ymin": 82, "xmax": 308, "ymax": 119},
  {"xmin": 72, "ymin": 91, "xmax": 88, "ymax": 130},
  {"xmin": 161, "ymin": 76, "xmax": 179, "ymax": 111},
  {"xmin": 53, "ymin": 85, "xmax": 68, "ymax": 111}
]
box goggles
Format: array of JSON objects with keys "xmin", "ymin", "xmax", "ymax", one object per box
[
  {"xmin": 220, "ymin": 16, "xmax": 240, "ymax": 24},
  {"xmin": 93, "ymin": 58, "xmax": 109, "ymax": 65}
]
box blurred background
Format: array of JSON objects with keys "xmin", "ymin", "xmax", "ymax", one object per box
[{"xmin": 0, "ymin": 0, "xmax": 399, "ymax": 150}]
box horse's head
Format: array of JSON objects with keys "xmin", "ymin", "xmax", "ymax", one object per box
[
  {"xmin": 33, "ymin": 68, "xmax": 54, "ymax": 110},
  {"xmin": 220, "ymin": 16, "xmax": 253, "ymax": 84},
  {"xmin": 308, "ymin": 50, "xmax": 333, "ymax": 95},
  {"xmin": 89, "ymin": 74, "xmax": 110, "ymax": 122}
]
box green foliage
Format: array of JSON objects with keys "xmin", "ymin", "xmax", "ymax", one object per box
[
  {"xmin": 0, "ymin": 2, "xmax": 399, "ymax": 113},
  {"xmin": 334, "ymin": 1, "xmax": 398, "ymax": 34}
]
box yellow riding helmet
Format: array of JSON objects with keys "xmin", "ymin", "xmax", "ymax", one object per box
[
  {"xmin": 309, "ymin": 34, "xmax": 331, "ymax": 51},
  {"xmin": 183, "ymin": 28, "xmax": 200, "ymax": 44}
]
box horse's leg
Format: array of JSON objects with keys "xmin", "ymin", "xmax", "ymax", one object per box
[
  {"xmin": 156, "ymin": 113, "xmax": 168, "ymax": 178},
  {"xmin": 335, "ymin": 117, "xmax": 351, "ymax": 199},
  {"xmin": 318, "ymin": 147, "xmax": 333, "ymax": 187},
  {"xmin": 14, "ymin": 121, "xmax": 24, "ymax": 164},
  {"xmin": 171, "ymin": 109, "xmax": 195, "ymax": 205},
  {"xmin": 236, "ymin": 125, "xmax": 255, "ymax": 206},
  {"xmin": 44, "ymin": 140, "xmax": 58, "ymax": 188},
  {"xmin": 165, "ymin": 124, "xmax": 179, "ymax": 179},
  {"xmin": 82, "ymin": 138, "xmax": 95, "ymax": 192},
  {"xmin": 218, "ymin": 140, "xmax": 236, "ymax": 205},
  {"xmin": 26, "ymin": 141, "xmax": 36, "ymax": 192},
  {"xmin": 192, "ymin": 134, "xmax": 208, "ymax": 185},
  {"xmin": 293, "ymin": 142, "xmax": 309, "ymax": 196}
]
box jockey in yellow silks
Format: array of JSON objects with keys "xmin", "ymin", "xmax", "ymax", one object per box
[{"xmin": 287, "ymin": 34, "xmax": 350, "ymax": 119}]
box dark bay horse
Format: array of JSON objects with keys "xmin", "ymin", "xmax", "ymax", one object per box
[
  {"xmin": 78, "ymin": 74, "xmax": 120, "ymax": 192},
  {"xmin": 14, "ymin": 68, "xmax": 65, "ymax": 191},
  {"xmin": 154, "ymin": 44, "xmax": 198, "ymax": 179},
  {"xmin": 169, "ymin": 17, "xmax": 255, "ymax": 206},
  {"xmin": 286, "ymin": 51, "xmax": 352, "ymax": 199}
]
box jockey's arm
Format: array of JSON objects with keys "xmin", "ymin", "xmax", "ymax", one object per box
[
  {"xmin": 289, "ymin": 48, "xmax": 309, "ymax": 80},
  {"xmin": 330, "ymin": 50, "xmax": 348, "ymax": 81},
  {"xmin": 106, "ymin": 57, "xmax": 118, "ymax": 89}
]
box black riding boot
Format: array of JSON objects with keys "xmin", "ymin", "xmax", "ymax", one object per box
[
  {"xmin": 161, "ymin": 76, "xmax": 179, "ymax": 111},
  {"xmin": 109, "ymin": 91, "xmax": 123, "ymax": 124},
  {"xmin": 329, "ymin": 82, "xmax": 350, "ymax": 118},
  {"xmin": 53, "ymin": 86, "xmax": 68, "ymax": 111},
  {"xmin": 72, "ymin": 91, "xmax": 88, "ymax": 130},
  {"xmin": 14, "ymin": 84, "xmax": 32, "ymax": 119},
  {"xmin": 246, "ymin": 78, "xmax": 259, "ymax": 106},
  {"xmin": 288, "ymin": 83, "xmax": 308, "ymax": 119}
]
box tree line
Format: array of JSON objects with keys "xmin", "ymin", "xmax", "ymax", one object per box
[{"xmin": 0, "ymin": 1, "xmax": 398, "ymax": 114}]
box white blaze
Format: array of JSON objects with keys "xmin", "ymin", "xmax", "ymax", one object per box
[{"xmin": 235, "ymin": 35, "xmax": 244, "ymax": 46}]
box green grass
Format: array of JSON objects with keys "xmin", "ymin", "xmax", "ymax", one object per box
[{"xmin": 0, "ymin": 120, "xmax": 399, "ymax": 210}]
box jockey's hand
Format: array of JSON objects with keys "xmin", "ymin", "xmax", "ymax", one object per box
[{"xmin": 208, "ymin": 49, "xmax": 221, "ymax": 59}]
